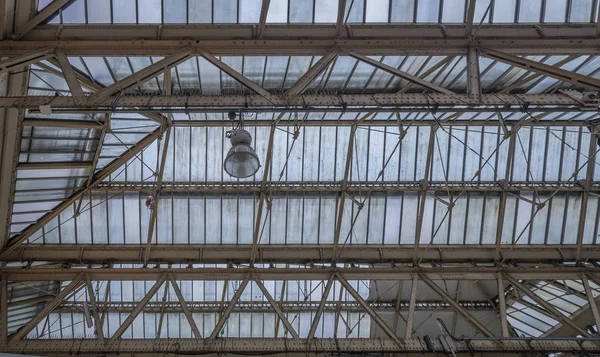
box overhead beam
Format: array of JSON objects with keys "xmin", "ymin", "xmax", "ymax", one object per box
[
  {"xmin": 307, "ymin": 275, "xmax": 334, "ymax": 339},
  {"xmin": 21, "ymin": 118, "xmax": 103, "ymax": 129},
  {"xmin": 0, "ymin": 48, "xmax": 54, "ymax": 75},
  {"xmin": 348, "ymin": 51, "xmax": 455, "ymax": 94},
  {"xmin": 465, "ymin": 0, "xmax": 477, "ymax": 38},
  {"xmin": 85, "ymin": 276, "xmax": 104, "ymax": 340},
  {"xmin": 90, "ymin": 48, "xmax": 192, "ymax": 102},
  {"xmin": 200, "ymin": 51, "xmax": 273, "ymax": 100},
  {"xmin": 8, "ymin": 266, "xmax": 600, "ymax": 285},
  {"xmin": 405, "ymin": 276, "xmax": 418, "ymax": 339},
  {"xmin": 336, "ymin": 0, "xmax": 347, "ymax": 37},
  {"xmin": 54, "ymin": 48, "xmax": 84, "ymax": 98},
  {"xmin": 284, "ymin": 53, "xmax": 337, "ymax": 96},
  {"xmin": 0, "ymin": 93, "xmax": 584, "ymax": 109},
  {"xmin": 11, "ymin": 0, "xmax": 70, "ymax": 40},
  {"xmin": 467, "ymin": 47, "xmax": 481, "ymax": 101},
  {"xmin": 480, "ymin": 47, "xmax": 600, "ymax": 90},
  {"xmin": 4, "ymin": 26, "xmax": 600, "ymax": 54},
  {"xmin": 3, "ymin": 338, "xmax": 600, "ymax": 355},
  {"xmin": 497, "ymin": 274, "xmax": 509, "ymax": 337},
  {"xmin": 256, "ymin": 0, "xmax": 270, "ymax": 39},
  {"xmin": 4, "ymin": 245, "xmax": 600, "ymax": 264},
  {"xmin": 16, "ymin": 161, "xmax": 92, "ymax": 170}
]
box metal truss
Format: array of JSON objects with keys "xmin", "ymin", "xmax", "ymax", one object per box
[
  {"xmin": 0, "ymin": 93, "xmax": 592, "ymax": 109},
  {"xmin": 1, "ymin": 24, "xmax": 599, "ymax": 56},
  {"xmin": 4, "ymin": 337, "xmax": 600, "ymax": 355},
  {"xmin": 4, "ymin": 244, "xmax": 598, "ymax": 265},
  {"xmin": 3, "ymin": 265, "xmax": 600, "ymax": 281},
  {"xmin": 92, "ymin": 181, "xmax": 600, "ymax": 194}
]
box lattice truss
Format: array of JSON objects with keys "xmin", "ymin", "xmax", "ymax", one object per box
[{"xmin": 1, "ymin": 0, "xmax": 600, "ymax": 356}]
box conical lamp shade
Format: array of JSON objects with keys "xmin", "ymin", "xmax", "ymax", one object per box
[{"xmin": 224, "ymin": 127, "xmax": 261, "ymax": 179}]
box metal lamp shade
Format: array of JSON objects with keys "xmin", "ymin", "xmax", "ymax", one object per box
[{"xmin": 224, "ymin": 144, "xmax": 260, "ymax": 178}]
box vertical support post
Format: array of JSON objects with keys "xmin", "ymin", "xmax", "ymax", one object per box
[
  {"xmin": 257, "ymin": 0, "xmax": 271, "ymax": 39},
  {"xmin": 405, "ymin": 276, "xmax": 418, "ymax": 339},
  {"xmin": 156, "ymin": 279, "xmax": 170, "ymax": 338},
  {"xmin": 576, "ymin": 125, "xmax": 598, "ymax": 260},
  {"xmin": 144, "ymin": 125, "xmax": 172, "ymax": 264},
  {"xmin": 85, "ymin": 275, "xmax": 104, "ymax": 340},
  {"xmin": 308, "ymin": 275, "xmax": 334, "ymax": 339},
  {"xmin": 497, "ymin": 274, "xmax": 509, "ymax": 337},
  {"xmin": 251, "ymin": 113, "xmax": 284, "ymax": 263},
  {"xmin": 336, "ymin": 0, "xmax": 347, "ymax": 37},
  {"xmin": 0, "ymin": 275, "xmax": 7, "ymax": 346},
  {"xmin": 414, "ymin": 124, "xmax": 438, "ymax": 261},
  {"xmin": 495, "ymin": 128, "xmax": 517, "ymax": 261},
  {"xmin": 465, "ymin": 0, "xmax": 477, "ymax": 38},
  {"xmin": 332, "ymin": 124, "xmax": 357, "ymax": 261},
  {"xmin": 582, "ymin": 275, "xmax": 600, "ymax": 332},
  {"xmin": 467, "ymin": 47, "xmax": 481, "ymax": 102}
]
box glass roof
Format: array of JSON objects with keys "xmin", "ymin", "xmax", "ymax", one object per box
[
  {"xmin": 5, "ymin": 0, "xmax": 600, "ymax": 345},
  {"xmin": 41, "ymin": 0, "xmax": 600, "ymax": 24}
]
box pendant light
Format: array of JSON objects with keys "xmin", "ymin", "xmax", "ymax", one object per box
[{"xmin": 224, "ymin": 112, "xmax": 261, "ymax": 178}]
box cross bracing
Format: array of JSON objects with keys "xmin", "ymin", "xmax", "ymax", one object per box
[{"xmin": 1, "ymin": 0, "xmax": 600, "ymax": 355}]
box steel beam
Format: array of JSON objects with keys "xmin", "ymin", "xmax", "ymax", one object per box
[
  {"xmin": 11, "ymin": 0, "xmax": 69, "ymax": 40},
  {"xmin": 3, "ymin": 27, "xmax": 599, "ymax": 55},
  {"xmin": 336, "ymin": 273, "xmax": 402, "ymax": 345},
  {"xmin": 467, "ymin": 47, "xmax": 481, "ymax": 101},
  {"xmin": 0, "ymin": 276, "xmax": 6, "ymax": 346},
  {"xmin": 91, "ymin": 48, "xmax": 192, "ymax": 102},
  {"xmin": 505, "ymin": 274, "xmax": 592, "ymax": 337},
  {"xmin": 112, "ymin": 275, "xmax": 166, "ymax": 339},
  {"xmin": 0, "ymin": 47, "xmax": 53, "ymax": 75},
  {"xmin": 254, "ymin": 278, "xmax": 299, "ymax": 339},
  {"xmin": 55, "ymin": 299, "xmax": 493, "ymax": 313},
  {"xmin": 336, "ymin": 0, "xmax": 347, "ymax": 37},
  {"xmin": 348, "ymin": 51, "xmax": 455, "ymax": 95},
  {"xmin": 2, "ymin": 93, "xmax": 585, "ymax": 109},
  {"xmin": 5, "ymin": 266, "xmax": 600, "ymax": 282},
  {"xmin": 9, "ymin": 272, "xmax": 85, "ymax": 343},
  {"xmin": 465, "ymin": 0, "xmax": 477, "ymax": 38},
  {"xmin": 481, "ymin": 47, "xmax": 600, "ymax": 90},
  {"xmin": 497, "ymin": 274, "xmax": 509, "ymax": 337},
  {"xmin": 169, "ymin": 276, "xmax": 202, "ymax": 339},
  {"xmin": 307, "ymin": 275, "xmax": 334, "ymax": 339},
  {"xmin": 256, "ymin": 0, "xmax": 270, "ymax": 39},
  {"xmin": 4, "ymin": 244, "xmax": 600, "ymax": 264},
  {"xmin": 405, "ymin": 276, "xmax": 418, "ymax": 339},
  {"xmin": 209, "ymin": 277, "xmax": 250, "ymax": 339},
  {"xmin": 576, "ymin": 125, "xmax": 598, "ymax": 260},
  {"xmin": 284, "ymin": 53, "xmax": 337, "ymax": 96},
  {"xmin": 54, "ymin": 48, "xmax": 84, "ymax": 99},
  {"xmin": 200, "ymin": 51, "xmax": 273, "ymax": 100},
  {"xmin": 4, "ymin": 337, "xmax": 600, "ymax": 355},
  {"xmin": 16, "ymin": 161, "xmax": 92, "ymax": 170},
  {"xmin": 21, "ymin": 118, "xmax": 103, "ymax": 129},
  {"xmin": 85, "ymin": 275, "xmax": 104, "ymax": 340},
  {"xmin": 581, "ymin": 276, "xmax": 600, "ymax": 332}
]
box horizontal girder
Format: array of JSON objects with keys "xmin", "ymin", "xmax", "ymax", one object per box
[
  {"xmin": 55, "ymin": 300, "xmax": 493, "ymax": 313},
  {"xmin": 3, "ymin": 338, "xmax": 600, "ymax": 355},
  {"xmin": 0, "ymin": 93, "xmax": 590, "ymax": 109},
  {"xmin": 95, "ymin": 181, "xmax": 600, "ymax": 194},
  {"xmin": 1, "ymin": 24, "xmax": 599, "ymax": 55},
  {"xmin": 2, "ymin": 266, "xmax": 599, "ymax": 281},
  {"xmin": 4, "ymin": 245, "xmax": 600, "ymax": 264}
]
